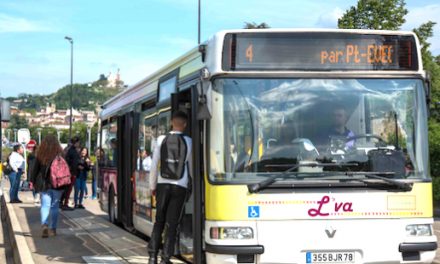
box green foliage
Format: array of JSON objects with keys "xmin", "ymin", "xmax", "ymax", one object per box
[
  {"xmin": 8, "ymin": 114, "xmax": 29, "ymax": 130},
  {"xmin": 413, "ymin": 22, "xmax": 440, "ymax": 118},
  {"xmin": 432, "ymin": 177, "xmax": 440, "ymax": 202},
  {"xmin": 8, "ymin": 79, "xmax": 122, "ymax": 113},
  {"xmin": 338, "ymin": 0, "xmax": 408, "ymax": 30},
  {"xmin": 429, "ymin": 120, "xmax": 440, "ymax": 177},
  {"xmin": 1, "ymin": 148, "xmax": 12, "ymax": 162},
  {"xmin": 243, "ymin": 22, "xmax": 270, "ymax": 29},
  {"xmin": 52, "ymin": 83, "xmax": 122, "ymax": 111}
]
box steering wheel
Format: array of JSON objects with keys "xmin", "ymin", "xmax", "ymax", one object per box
[
  {"xmin": 344, "ymin": 134, "xmax": 386, "ymax": 145},
  {"xmin": 329, "ymin": 134, "xmax": 387, "ymax": 156}
]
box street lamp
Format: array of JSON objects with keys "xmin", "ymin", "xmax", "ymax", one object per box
[
  {"xmin": 87, "ymin": 125, "xmax": 92, "ymax": 154},
  {"xmin": 37, "ymin": 128, "xmax": 42, "ymax": 144},
  {"xmin": 13, "ymin": 128, "xmax": 17, "ymax": 143},
  {"xmin": 65, "ymin": 36, "xmax": 73, "ymax": 141}
]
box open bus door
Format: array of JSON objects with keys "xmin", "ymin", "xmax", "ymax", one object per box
[
  {"xmin": 171, "ymin": 89, "xmax": 193, "ymax": 260},
  {"xmin": 117, "ymin": 112, "xmax": 139, "ymax": 230},
  {"xmin": 171, "ymin": 85, "xmax": 204, "ymax": 263}
]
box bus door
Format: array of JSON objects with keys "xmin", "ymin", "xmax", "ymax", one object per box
[
  {"xmin": 117, "ymin": 112, "xmax": 138, "ymax": 229},
  {"xmin": 171, "ymin": 87, "xmax": 195, "ymax": 261}
]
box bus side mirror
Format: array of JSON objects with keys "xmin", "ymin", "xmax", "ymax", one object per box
[
  {"xmin": 425, "ymin": 71, "xmax": 431, "ymax": 106},
  {"xmin": 425, "ymin": 72, "xmax": 431, "ymax": 117}
]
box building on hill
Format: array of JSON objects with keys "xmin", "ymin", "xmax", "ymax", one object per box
[
  {"xmin": 18, "ymin": 103, "xmax": 98, "ymax": 129},
  {"xmin": 107, "ymin": 69, "xmax": 122, "ymax": 88}
]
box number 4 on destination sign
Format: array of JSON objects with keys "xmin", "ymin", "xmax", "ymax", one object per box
[{"xmin": 246, "ymin": 44, "xmax": 253, "ymax": 63}]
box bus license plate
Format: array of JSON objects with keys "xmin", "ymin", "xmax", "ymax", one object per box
[{"xmin": 306, "ymin": 252, "xmax": 355, "ymax": 263}]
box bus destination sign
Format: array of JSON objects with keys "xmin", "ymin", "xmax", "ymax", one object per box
[{"xmin": 222, "ymin": 32, "xmax": 418, "ymax": 71}]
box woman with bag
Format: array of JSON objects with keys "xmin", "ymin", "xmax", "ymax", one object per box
[
  {"xmin": 30, "ymin": 134, "xmax": 65, "ymax": 238},
  {"xmin": 74, "ymin": 147, "xmax": 90, "ymax": 209}
]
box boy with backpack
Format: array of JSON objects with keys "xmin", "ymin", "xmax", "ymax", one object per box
[{"xmin": 148, "ymin": 111, "xmax": 192, "ymax": 264}]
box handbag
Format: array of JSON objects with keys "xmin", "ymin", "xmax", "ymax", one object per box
[{"xmin": 2, "ymin": 161, "xmax": 13, "ymax": 175}]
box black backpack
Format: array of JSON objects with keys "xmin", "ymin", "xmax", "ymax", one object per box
[{"xmin": 160, "ymin": 133, "xmax": 188, "ymax": 180}]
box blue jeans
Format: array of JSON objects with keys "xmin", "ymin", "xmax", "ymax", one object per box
[
  {"xmin": 74, "ymin": 177, "xmax": 87, "ymax": 205},
  {"xmin": 9, "ymin": 171, "xmax": 22, "ymax": 201},
  {"xmin": 41, "ymin": 189, "xmax": 64, "ymax": 229}
]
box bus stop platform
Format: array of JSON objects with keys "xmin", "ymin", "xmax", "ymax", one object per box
[{"xmin": 0, "ymin": 184, "xmax": 184, "ymax": 264}]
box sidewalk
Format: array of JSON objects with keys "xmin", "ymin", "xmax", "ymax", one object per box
[{"xmin": 1, "ymin": 183, "xmax": 184, "ymax": 264}]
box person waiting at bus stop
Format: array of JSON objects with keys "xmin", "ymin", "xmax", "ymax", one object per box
[
  {"xmin": 148, "ymin": 111, "xmax": 192, "ymax": 264},
  {"xmin": 61, "ymin": 136, "xmax": 81, "ymax": 210},
  {"xmin": 30, "ymin": 135, "xmax": 65, "ymax": 237},
  {"xmin": 9, "ymin": 144, "xmax": 25, "ymax": 203}
]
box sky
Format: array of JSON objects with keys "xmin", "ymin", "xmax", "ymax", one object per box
[{"xmin": 0, "ymin": 0, "xmax": 439, "ymax": 98}]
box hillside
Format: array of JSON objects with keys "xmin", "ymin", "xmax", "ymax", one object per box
[{"xmin": 6, "ymin": 80, "xmax": 123, "ymax": 112}]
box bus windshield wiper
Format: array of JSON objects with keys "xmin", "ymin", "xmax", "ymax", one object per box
[
  {"xmin": 344, "ymin": 171, "xmax": 413, "ymax": 191},
  {"xmin": 247, "ymin": 164, "xmax": 300, "ymax": 193},
  {"xmin": 247, "ymin": 162, "xmax": 358, "ymax": 193}
]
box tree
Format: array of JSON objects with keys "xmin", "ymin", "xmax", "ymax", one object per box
[
  {"xmin": 244, "ymin": 22, "xmax": 270, "ymax": 29},
  {"xmin": 338, "ymin": 0, "xmax": 408, "ymax": 30},
  {"xmin": 413, "ymin": 22, "xmax": 440, "ymax": 120},
  {"xmin": 8, "ymin": 114, "xmax": 28, "ymax": 130}
]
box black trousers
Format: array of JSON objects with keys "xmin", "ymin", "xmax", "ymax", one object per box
[{"xmin": 148, "ymin": 184, "xmax": 187, "ymax": 259}]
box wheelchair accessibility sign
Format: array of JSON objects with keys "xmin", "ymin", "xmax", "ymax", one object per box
[{"xmin": 248, "ymin": 206, "xmax": 260, "ymax": 218}]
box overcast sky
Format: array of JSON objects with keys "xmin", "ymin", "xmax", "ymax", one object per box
[{"xmin": 0, "ymin": 0, "xmax": 439, "ymax": 98}]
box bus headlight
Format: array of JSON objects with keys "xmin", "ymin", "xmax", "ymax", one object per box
[
  {"xmin": 210, "ymin": 227, "xmax": 254, "ymax": 240},
  {"xmin": 406, "ymin": 224, "xmax": 432, "ymax": 236}
]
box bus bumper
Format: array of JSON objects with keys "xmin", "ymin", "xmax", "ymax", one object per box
[{"xmin": 205, "ymin": 244, "xmax": 264, "ymax": 264}]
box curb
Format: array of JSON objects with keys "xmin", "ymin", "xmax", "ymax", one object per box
[{"xmin": 0, "ymin": 192, "xmax": 35, "ymax": 264}]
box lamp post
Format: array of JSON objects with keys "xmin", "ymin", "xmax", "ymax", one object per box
[
  {"xmin": 37, "ymin": 128, "xmax": 42, "ymax": 144},
  {"xmin": 87, "ymin": 125, "xmax": 92, "ymax": 154},
  {"xmin": 65, "ymin": 36, "xmax": 73, "ymax": 141},
  {"xmin": 198, "ymin": 0, "xmax": 201, "ymax": 44},
  {"xmin": 57, "ymin": 129, "xmax": 61, "ymax": 142},
  {"xmin": 13, "ymin": 128, "xmax": 17, "ymax": 143}
]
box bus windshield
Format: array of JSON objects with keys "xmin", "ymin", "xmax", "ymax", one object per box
[{"xmin": 209, "ymin": 78, "xmax": 429, "ymax": 184}]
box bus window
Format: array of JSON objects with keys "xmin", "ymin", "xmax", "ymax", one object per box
[
  {"xmin": 158, "ymin": 76, "xmax": 177, "ymax": 102},
  {"xmin": 135, "ymin": 114, "xmax": 157, "ymax": 221},
  {"xmin": 158, "ymin": 111, "xmax": 171, "ymax": 136},
  {"xmin": 102, "ymin": 120, "xmax": 117, "ymax": 167},
  {"xmin": 137, "ymin": 116, "xmax": 157, "ymax": 172},
  {"xmin": 210, "ymin": 78, "xmax": 426, "ymax": 182}
]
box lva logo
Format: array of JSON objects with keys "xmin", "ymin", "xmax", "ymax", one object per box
[{"xmin": 308, "ymin": 195, "xmax": 353, "ymax": 217}]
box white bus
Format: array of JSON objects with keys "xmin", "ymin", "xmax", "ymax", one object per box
[{"xmin": 98, "ymin": 29, "xmax": 437, "ymax": 263}]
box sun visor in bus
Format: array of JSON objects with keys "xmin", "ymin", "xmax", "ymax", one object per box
[{"xmin": 197, "ymin": 81, "xmax": 212, "ymax": 120}]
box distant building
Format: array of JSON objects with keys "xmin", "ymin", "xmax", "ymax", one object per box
[
  {"xmin": 18, "ymin": 103, "xmax": 98, "ymax": 129},
  {"xmin": 107, "ymin": 68, "xmax": 121, "ymax": 87}
]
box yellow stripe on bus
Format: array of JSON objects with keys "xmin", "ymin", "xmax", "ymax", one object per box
[{"xmin": 205, "ymin": 181, "xmax": 433, "ymax": 220}]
